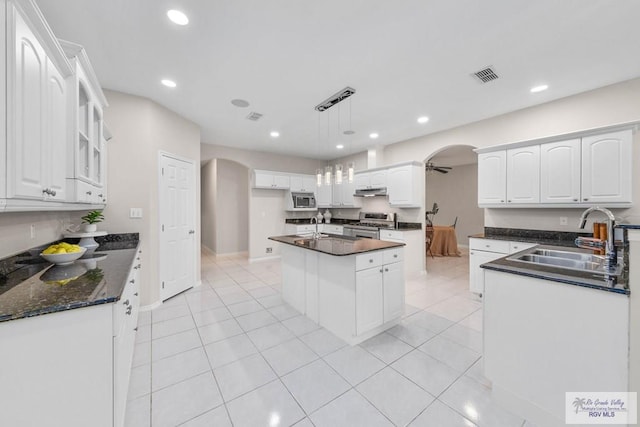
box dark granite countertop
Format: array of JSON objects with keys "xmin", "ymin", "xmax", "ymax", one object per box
[
  {"xmin": 0, "ymin": 234, "xmax": 140, "ymax": 322},
  {"xmin": 269, "ymin": 234, "xmax": 404, "ymax": 256},
  {"xmin": 285, "ymin": 218, "xmax": 422, "ymax": 231},
  {"xmin": 481, "ymin": 245, "xmax": 628, "ymax": 295}
]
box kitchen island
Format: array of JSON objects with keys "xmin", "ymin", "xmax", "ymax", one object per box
[{"xmin": 269, "ymin": 234, "xmax": 405, "ymax": 345}]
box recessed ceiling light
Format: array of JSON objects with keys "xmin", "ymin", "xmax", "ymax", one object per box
[
  {"xmin": 161, "ymin": 79, "xmax": 177, "ymax": 88},
  {"xmin": 231, "ymin": 99, "xmax": 250, "ymax": 108},
  {"xmin": 530, "ymin": 84, "xmax": 548, "ymax": 93},
  {"xmin": 369, "ymin": 133, "xmax": 379, "ymax": 139},
  {"xmin": 167, "ymin": 10, "xmax": 189, "ymax": 26},
  {"xmin": 417, "ymin": 116, "xmax": 429, "ymax": 124},
  {"xmin": 336, "ymin": 144, "xmax": 344, "ymax": 149},
  {"xmin": 270, "ymin": 131, "xmax": 280, "ymax": 138}
]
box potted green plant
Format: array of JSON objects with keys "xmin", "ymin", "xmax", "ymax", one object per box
[{"xmin": 80, "ymin": 210, "xmax": 104, "ymax": 232}]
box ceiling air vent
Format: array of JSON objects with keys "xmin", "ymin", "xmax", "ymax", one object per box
[
  {"xmin": 473, "ymin": 67, "xmax": 499, "ymax": 83},
  {"xmin": 246, "ymin": 112, "xmax": 263, "ymax": 121}
]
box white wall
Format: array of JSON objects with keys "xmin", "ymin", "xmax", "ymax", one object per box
[
  {"xmin": 347, "ymin": 77, "xmax": 640, "ymax": 231},
  {"xmin": 425, "ymin": 163, "xmax": 484, "ymax": 245},
  {"xmin": 0, "ymin": 211, "xmax": 81, "ymax": 258},
  {"xmin": 214, "ymin": 159, "xmax": 248, "ymax": 255},
  {"xmin": 201, "ymin": 143, "xmax": 325, "ymax": 260},
  {"xmin": 201, "ymin": 160, "xmax": 217, "ymax": 252},
  {"xmin": 103, "ymin": 90, "xmax": 201, "ymax": 306}
]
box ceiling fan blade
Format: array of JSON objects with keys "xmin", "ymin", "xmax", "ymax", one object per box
[
  {"xmin": 434, "ymin": 167, "xmax": 450, "ymax": 173},
  {"xmin": 435, "ymin": 165, "xmax": 452, "ymax": 169}
]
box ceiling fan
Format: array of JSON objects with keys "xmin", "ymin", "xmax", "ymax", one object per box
[{"xmin": 425, "ymin": 162, "xmax": 452, "ymax": 174}]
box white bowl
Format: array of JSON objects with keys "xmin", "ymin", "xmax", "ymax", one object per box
[{"xmin": 40, "ymin": 247, "xmax": 87, "ymax": 266}]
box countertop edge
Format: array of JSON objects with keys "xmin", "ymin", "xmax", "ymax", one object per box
[
  {"xmin": 481, "ymin": 262, "xmax": 629, "ymax": 295},
  {"xmin": 269, "ymin": 235, "xmax": 405, "ymax": 256}
]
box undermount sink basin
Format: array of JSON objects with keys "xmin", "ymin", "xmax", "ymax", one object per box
[
  {"xmin": 530, "ymin": 248, "xmax": 604, "ymax": 263},
  {"xmin": 506, "ymin": 247, "xmax": 621, "ymax": 276},
  {"xmin": 514, "ymin": 254, "xmax": 603, "ymax": 272}
]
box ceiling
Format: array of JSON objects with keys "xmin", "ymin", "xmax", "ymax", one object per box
[
  {"xmin": 430, "ymin": 146, "xmax": 477, "ymax": 167},
  {"xmin": 36, "ymin": 0, "xmax": 640, "ymax": 160}
]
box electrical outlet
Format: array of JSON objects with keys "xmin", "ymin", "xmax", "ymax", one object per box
[
  {"xmin": 266, "ymin": 247, "xmax": 273, "ymax": 253},
  {"xmin": 130, "ymin": 208, "xmax": 143, "ymax": 218},
  {"xmin": 30, "ymin": 224, "xmax": 35, "ymax": 239},
  {"xmin": 560, "ymin": 216, "xmax": 568, "ymax": 226}
]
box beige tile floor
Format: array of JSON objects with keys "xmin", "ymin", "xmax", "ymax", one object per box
[{"xmin": 125, "ymin": 249, "xmax": 535, "ymax": 426}]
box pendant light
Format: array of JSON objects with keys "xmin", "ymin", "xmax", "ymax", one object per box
[
  {"xmin": 335, "ymin": 164, "xmax": 343, "ymax": 184},
  {"xmin": 347, "ymin": 161, "xmax": 355, "ymax": 183},
  {"xmin": 324, "ymin": 165, "xmax": 332, "ymax": 185},
  {"xmin": 316, "ymin": 168, "xmax": 323, "ymax": 186}
]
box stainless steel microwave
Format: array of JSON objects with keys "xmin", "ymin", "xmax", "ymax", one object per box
[{"xmin": 286, "ymin": 191, "xmax": 317, "ymax": 211}]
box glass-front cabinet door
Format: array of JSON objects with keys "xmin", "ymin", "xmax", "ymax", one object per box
[{"xmin": 78, "ymin": 83, "xmax": 90, "ymax": 181}]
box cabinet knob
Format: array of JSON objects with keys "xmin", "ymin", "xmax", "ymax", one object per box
[
  {"xmin": 507, "ymin": 200, "xmax": 512, "ymax": 203},
  {"xmin": 470, "ymin": 251, "xmax": 475, "ymax": 255},
  {"xmin": 583, "ymin": 198, "xmax": 589, "ymax": 201},
  {"xmin": 500, "ymin": 200, "xmax": 504, "ymax": 203},
  {"xmin": 485, "ymin": 244, "xmax": 490, "ymax": 248},
  {"xmin": 393, "ymin": 254, "xmax": 398, "ymax": 258},
  {"xmin": 126, "ymin": 306, "xmax": 132, "ymax": 315},
  {"xmin": 98, "ymin": 194, "xmax": 103, "ymax": 197},
  {"xmin": 134, "ymin": 327, "xmax": 138, "ymax": 332},
  {"xmin": 50, "ymin": 190, "xmax": 56, "ymax": 196},
  {"xmin": 379, "ymin": 269, "xmax": 383, "ymax": 273},
  {"xmin": 86, "ymin": 191, "xmax": 92, "ymax": 195},
  {"xmin": 188, "ymin": 230, "xmax": 195, "ymax": 234},
  {"xmin": 573, "ymin": 198, "xmax": 578, "ymax": 202},
  {"xmin": 129, "ymin": 279, "xmax": 135, "ymax": 284},
  {"xmin": 369, "ymin": 259, "xmax": 374, "ymax": 263},
  {"xmin": 123, "ymin": 299, "xmax": 130, "ymax": 306},
  {"xmin": 385, "ymin": 268, "xmax": 389, "ymax": 272},
  {"xmin": 134, "ymin": 292, "xmax": 139, "ymax": 296}
]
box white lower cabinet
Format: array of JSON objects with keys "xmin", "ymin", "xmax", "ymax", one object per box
[
  {"xmin": 280, "ymin": 245, "xmax": 404, "ymax": 345},
  {"xmin": 469, "ymin": 238, "xmax": 536, "ymax": 295},
  {"xmin": 356, "ymin": 266, "xmax": 384, "ymax": 334},
  {"xmin": 379, "ymin": 228, "xmax": 424, "ymax": 276},
  {"xmin": 0, "ymin": 250, "xmax": 141, "ymax": 427}
]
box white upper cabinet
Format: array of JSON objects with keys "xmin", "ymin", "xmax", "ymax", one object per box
[
  {"xmin": 253, "ymin": 170, "xmax": 290, "ymax": 189},
  {"xmin": 61, "ymin": 40, "xmax": 108, "ymax": 205},
  {"xmin": 316, "ymin": 182, "xmax": 332, "ymax": 208},
  {"xmin": 331, "ymin": 174, "xmax": 358, "ymax": 207},
  {"xmin": 5, "ymin": 2, "xmax": 72, "ymax": 203},
  {"xmin": 477, "ymin": 151, "xmax": 506, "ymax": 205},
  {"xmin": 581, "ymin": 130, "xmax": 632, "ymax": 204},
  {"xmin": 506, "ymin": 146, "xmax": 540, "ymax": 204},
  {"xmin": 289, "ymin": 174, "xmax": 315, "ymax": 192},
  {"xmin": 477, "ymin": 127, "xmax": 634, "ymax": 208},
  {"xmin": 387, "ymin": 163, "xmax": 422, "ymax": 207},
  {"xmin": 354, "ymin": 170, "xmax": 387, "ymax": 190},
  {"xmin": 540, "ymin": 138, "xmax": 581, "ymax": 203}
]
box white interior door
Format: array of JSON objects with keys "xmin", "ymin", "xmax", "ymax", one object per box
[{"xmin": 160, "ymin": 153, "xmax": 195, "ymax": 301}]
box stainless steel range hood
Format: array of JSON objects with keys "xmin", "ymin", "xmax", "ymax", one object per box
[{"xmin": 353, "ymin": 187, "xmax": 387, "ymax": 197}]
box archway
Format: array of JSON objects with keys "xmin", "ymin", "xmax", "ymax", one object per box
[
  {"xmin": 424, "ymin": 145, "xmax": 483, "ymax": 254},
  {"xmin": 201, "ymin": 158, "xmax": 250, "ymax": 256}
]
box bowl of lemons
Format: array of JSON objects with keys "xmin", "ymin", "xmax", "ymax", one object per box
[{"xmin": 40, "ymin": 243, "xmax": 87, "ymax": 266}]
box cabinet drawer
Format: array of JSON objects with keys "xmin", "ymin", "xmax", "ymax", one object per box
[
  {"xmin": 469, "ymin": 238, "xmax": 510, "ymax": 254},
  {"xmin": 379, "ymin": 230, "xmax": 403, "ymax": 241},
  {"xmin": 356, "ymin": 251, "xmax": 383, "ymax": 271},
  {"xmin": 509, "ymin": 242, "xmax": 537, "ymax": 254},
  {"xmin": 322, "ymin": 225, "xmax": 343, "ymax": 235},
  {"xmin": 383, "ymin": 248, "xmax": 403, "ymax": 264}
]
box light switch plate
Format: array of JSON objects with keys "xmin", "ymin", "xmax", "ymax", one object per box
[{"xmin": 130, "ymin": 208, "xmax": 143, "ymax": 219}]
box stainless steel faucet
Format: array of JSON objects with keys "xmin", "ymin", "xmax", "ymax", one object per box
[
  {"xmin": 310, "ymin": 217, "xmax": 319, "ymax": 239},
  {"xmin": 578, "ymin": 206, "xmax": 617, "ymax": 270}
]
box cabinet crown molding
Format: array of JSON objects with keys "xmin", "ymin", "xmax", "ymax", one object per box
[{"xmin": 474, "ymin": 121, "xmax": 639, "ymax": 154}]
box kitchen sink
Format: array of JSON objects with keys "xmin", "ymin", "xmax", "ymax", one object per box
[
  {"xmin": 514, "ymin": 254, "xmax": 603, "ymax": 272},
  {"xmin": 507, "ymin": 246, "xmax": 621, "ymax": 276},
  {"xmin": 529, "ymin": 248, "xmax": 604, "ymax": 263}
]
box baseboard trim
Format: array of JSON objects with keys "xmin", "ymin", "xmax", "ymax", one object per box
[{"xmin": 249, "ymin": 255, "xmax": 281, "ymax": 263}]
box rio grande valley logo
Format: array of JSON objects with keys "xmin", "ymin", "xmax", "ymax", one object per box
[{"xmin": 566, "ymin": 392, "xmax": 637, "ymax": 424}]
